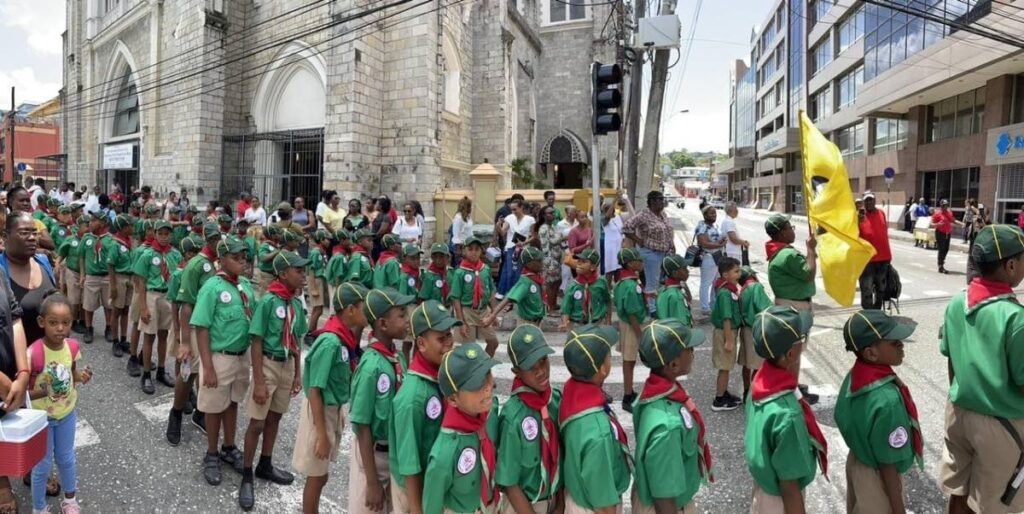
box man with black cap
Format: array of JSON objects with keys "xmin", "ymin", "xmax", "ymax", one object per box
[
  {"xmin": 623, "ymin": 190, "xmax": 676, "ymax": 313},
  {"xmin": 857, "ymin": 191, "xmax": 892, "ymax": 309}
]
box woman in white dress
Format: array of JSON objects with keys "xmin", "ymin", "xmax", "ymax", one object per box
[{"xmin": 392, "ymin": 202, "xmax": 425, "ymax": 245}]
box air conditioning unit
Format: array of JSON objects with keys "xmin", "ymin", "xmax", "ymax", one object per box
[{"xmin": 637, "ymin": 15, "xmax": 681, "ymax": 49}]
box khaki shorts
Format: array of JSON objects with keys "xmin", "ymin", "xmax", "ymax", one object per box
[
  {"xmin": 939, "ymin": 400, "xmax": 1024, "ymax": 513},
  {"xmin": 630, "ymin": 488, "xmax": 695, "ymax": 514},
  {"xmin": 348, "ymin": 439, "xmax": 391, "ymax": 514},
  {"xmin": 565, "ymin": 494, "xmax": 621, "ymax": 514},
  {"xmin": 64, "ymin": 268, "xmax": 82, "ymax": 305},
  {"xmin": 774, "ymin": 298, "xmax": 813, "ymax": 345},
  {"xmin": 712, "ymin": 328, "xmax": 737, "ymax": 371},
  {"xmin": 129, "ymin": 299, "xmax": 141, "ymax": 324},
  {"xmin": 246, "ymin": 355, "xmax": 296, "ymax": 420},
  {"xmin": 292, "ymin": 400, "xmax": 345, "ymax": 477},
  {"xmin": 455, "ymin": 306, "xmax": 497, "ymax": 343},
  {"xmin": 737, "ymin": 327, "xmax": 764, "ymax": 370},
  {"xmin": 750, "ymin": 483, "xmax": 795, "ymax": 514},
  {"xmin": 499, "ymin": 498, "xmax": 550, "ymax": 514},
  {"xmin": 307, "ymin": 278, "xmax": 327, "ymax": 309},
  {"xmin": 846, "ymin": 452, "xmax": 899, "ymax": 514},
  {"xmin": 82, "ymin": 274, "xmax": 110, "ymax": 312},
  {"xmin": 111, "ymin": 273, "xmax": 132, "ymax": 310},
  {"xmin": 140, "ymin": 291, "xmax": 173, "ymax": 334},
  {"xmin": 197, "ymin": 351, "xmax": 251, "ymax": 413},
  {"xmin": 617, "ymin": 320, "xmax": 639, "ymax": 362}
]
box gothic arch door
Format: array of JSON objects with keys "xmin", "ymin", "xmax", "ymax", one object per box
[{"xmin": 540, "ymin": 130, "xmax": 588, "ymax": 189}]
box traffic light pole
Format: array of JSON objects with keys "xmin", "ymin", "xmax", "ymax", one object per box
[{"xmin": 590, "ymin": 63, "xmax": 602, "ymax": 251}]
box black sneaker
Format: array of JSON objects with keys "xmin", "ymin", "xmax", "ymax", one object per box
[
  {"xmin": 797, "ymin": 385, "xmax": 819, "ymax": 405},
  {"xmin": 104, "ymin": 326, "xmax": 113, "ymax": 343},
  {"xmin": 156, "ymin": 368, "xmax": 175, "ymax": 388},
  {"xmin": 238, "ymin": 479, "xmax": 255, "ymax": 511},
  {"xmin": 621, "ymin": 393, "xmax": 637, "ymax": 414},
  {"xmin": 725, "ymin": 391, "xmax": 742, "ymax": 403},
  {"xmin": 255, "ymin": 462, "xmax": 294, "ymax": 485},
  {"xmin": 118, "ymin": 340, "xmax": 130, "ymax": 354},
  {"xmin": 126, "ymin": 355, "xmax": 142, "ymax": 377},
  {"xmin": 112, "ymin": 340, "xmax": 124, "ymax": 358},
  {"xmin": 191, "ymin": 409, "xmax": 207, "ymax": 434},
  {"xmin": 82, "ymin": 329, "xmax": 93, "ymax": 344},
  {"xmin": 220, "ymin": 446, "xmax": 245, "ymax": 475},
  {"xmin": 166, "ymin": 409, "xmax": 183, "ymax": 446},
  {"xmin": 71, "ymin": 320, "xmax": 82, "ymax": 334},
  {"xmin": 141, "ymin": 374, "xmax": 155, "ymax": 395},
  {"xmin": 203, "ymin": 453, "xmax": 222, "ymax": 486},
  {"xmin": 711, "ymin": 395, "xmax": 740, "ymax": 412}
]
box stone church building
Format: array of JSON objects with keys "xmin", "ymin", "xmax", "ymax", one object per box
[{"xmin": 62, "ymin": 0, "xmax": 622, "ymax": 213}]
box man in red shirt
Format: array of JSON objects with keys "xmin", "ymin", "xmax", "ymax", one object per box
[
  {"xmin": 857, "ymin": 192, "xmax": 892, "ymax": 309},
  {"xmin": 235, "ymin": 192, "xmax": 251, "ymax": 220},
  {"xmin": 932, "ymin": 199, "xmax": 962, "ymax": 274}
]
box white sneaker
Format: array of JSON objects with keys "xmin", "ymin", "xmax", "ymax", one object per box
[
  {"xmin": 60, "ymin": 498, "xmax": 81, "ymax": 514},
  {"xmin": 33, "ymin": 507, "xmax": 51, "ymax": 514}
]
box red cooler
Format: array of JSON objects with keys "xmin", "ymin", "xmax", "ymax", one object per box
[{"xmin": 0, "ymin": 409, "xmax": 48, "ymax": 476}]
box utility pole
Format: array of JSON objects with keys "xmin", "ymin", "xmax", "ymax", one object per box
[
  {"xmin": 623, "ymin": 0, "xmax": 645, "ymax": 202},
  {"xmin": 634, "ymin": 0, "xmax": 676, "ymax": 207},
  {"xmin": 9, "ymin": 87, "xmax": 14, "ymax": 186}
]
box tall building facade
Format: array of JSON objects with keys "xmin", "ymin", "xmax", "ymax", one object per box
[
  {"xmin": 721, "ymin": 0, "xmax": 1024, "ymax": 223},
  {"xmin": 61, "ymin": 0, "xmax": 622, "ymax": 218}
]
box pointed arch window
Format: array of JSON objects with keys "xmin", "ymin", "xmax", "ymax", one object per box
[
  {"xmin": 441, "ymin": 35, "xmax": 461, "ymax": 115},
  {"xmin": 112, "ymin": 69, "xmax": 139, "ymax": 137}
]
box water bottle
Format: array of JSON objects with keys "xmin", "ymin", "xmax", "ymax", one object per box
[{"xmin": 180, "ymin": 361, "xmax": 191, "ymax": 380}]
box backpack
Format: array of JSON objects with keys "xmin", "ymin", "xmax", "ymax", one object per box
[
  {"xmin": 28, "ymin": 338, "xmax": 81, "ymax": 390},
  {"xmin": 881, "ymin": 264, "xmax": 902, "ymax": 314}
]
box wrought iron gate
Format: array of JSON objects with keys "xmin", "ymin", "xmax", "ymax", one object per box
[{"xmin": 220, "ymin": 128, "xmax": 324, "ymax": 208}]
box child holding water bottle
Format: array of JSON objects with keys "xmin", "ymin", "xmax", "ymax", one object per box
[{"xmin": 28, "ymin": 293, "xmax": 93, "ymax": 514}]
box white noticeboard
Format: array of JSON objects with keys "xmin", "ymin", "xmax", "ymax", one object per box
[{"xmin": 103, "ymin": 143, "xmax": 134, "ymax": 170}]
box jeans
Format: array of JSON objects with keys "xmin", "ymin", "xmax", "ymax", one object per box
[
  {"xmin": 638, "ymin": 248, "xmax": 668, "ymax": 312},
  {"xmin": 32, "ymin": 409, "xmax": 77, "ymax": 510},
  {"xmin": 858, "ymin": 261, "xmax": 890, "ymax": 309},
  {"xmin": 699, "ymin": 253, "xmax": 720, "ymax": 312},
  {"xmin": 937, "ymin": 231, "xmax": 951, "ymax": 268}
]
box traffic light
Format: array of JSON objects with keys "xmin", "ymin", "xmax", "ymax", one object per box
[{"xmin": 592, "ymin": 62, "xmax": 623, "ymax": 136}]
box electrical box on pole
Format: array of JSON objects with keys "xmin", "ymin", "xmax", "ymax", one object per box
[{"xmin": 592, "ymin": 62, "xmax": 623, "ymax": 136}]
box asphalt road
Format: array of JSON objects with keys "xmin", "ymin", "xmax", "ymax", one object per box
[{"xmin": 8, "ymin": 202, "xmax": 987, "ymax": 514}]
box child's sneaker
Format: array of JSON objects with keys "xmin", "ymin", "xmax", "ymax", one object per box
[
  {"xmin": 711, "ymin": 395, "xmax": 740, "ymax": 412},
  {"xmin": 60, "ymin": 497, "xmax": 81, "ymax": 514},
  {"xmin": 33, "ymin": 508, "xmax": 51, "ymax": 514}
]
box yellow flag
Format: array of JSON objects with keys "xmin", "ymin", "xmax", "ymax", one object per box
[{"xmin": 798, "ymin": 111, "xmax": 876, "ymax": 307}]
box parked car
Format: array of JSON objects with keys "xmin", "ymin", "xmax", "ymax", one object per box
[{"xmin": 708, "ymin": 196, "xmax": 726, "ymax": 209}]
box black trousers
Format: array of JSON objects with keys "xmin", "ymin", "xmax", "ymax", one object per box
[
  {"xmin": 859, "ymin": 261, "xmax": 889, "ymax": 310},
  {"xmin": 937, "ymin": 231, "xmax": 951, "ymax": 268}
]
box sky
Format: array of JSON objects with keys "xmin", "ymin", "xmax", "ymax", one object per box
[
  {"xmin": 0, "ymin": 0, "xmax": 65, "ymax": 107},
  {"xmin": 656, "ymin": 0, "xmax": 777, "ymax": 154}
]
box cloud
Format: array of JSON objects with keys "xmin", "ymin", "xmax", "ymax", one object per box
[
  {"xmin": 0, "ymin": 0, "xmax": 66, "ymax": 56},
  {"xmin": 0, "ymin": 68, "xmax": 62, "ymax": 104}
]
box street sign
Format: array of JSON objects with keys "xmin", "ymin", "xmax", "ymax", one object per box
[
  {"xmin": 885, "ymin": 177, "xmax": 894, "ymax": 185},
  {"xmin": 16, "ymin": 163, "xmax": 26, "ymax": 172},
  {"xmin": 883, "ymin": 167, "xmax": 895, "ymax": 178}
]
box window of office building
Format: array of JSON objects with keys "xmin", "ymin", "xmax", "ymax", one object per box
[
  {"xmin": 811, "ymin": 36, "xmax": 832, "ymax": 76},
  {"xmin": 1013, "ymin": 74, "xmax": 1024, "ymax": 124},
  {"xmin": 837, "ymin": 7, "xmax": 865, "ymax": 53},
  {"xmin": 789, "ymin": 0, "xmax": 805, "ymax": 127},
  {"xmin": 920, "ymin": 167, "xmax": 980, "ymax": 211},
  {"xmin": 810, "ymin": 86, "xmax": 832, "ymax": 122},
  {"xmin": 835, "ymin": 122, "xmax": 865, "ymax": 159},
  {"xmin": 810, "ymin": 0, "xmax": 834, "ymax": 25},
  {"xmin": 873, "ymin": 118, "xmax": 908, "ymax": 153},
  {"xmin": 837, "ymin": 64, "xmax": 864, "ymax": 109},
  {"xmin": 927, "ymin": 86, "xmax": 985, "ymax": 143},
  {"xmin": 545, "ymin": 0, "xmax": 587, "ymax": 24}
]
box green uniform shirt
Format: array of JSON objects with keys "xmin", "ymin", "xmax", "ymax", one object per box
[
  {"xmin": 177, "ymin": 254, "xmax": 217, "ymax": 306},
  {"xmin": 326, "ymin": 253, "xmax": 348, "ymax": 287},
  {"xmin": 423, "ymin": 428, "xmax": 496, "ymax": 514},
  {"xmin": 40, "ymin": 214, "xmax": 56, "ymax": 233},
  {"xmin": 349, "ymin": 344, "xmax": 407, "ymax": 441},
  {"xmin": 449, "ymin": 264, "xmax": 495, "ymax": 308},
  {"xmin": 167, "ymin": 268, "xmax": 183, "ymax": 303},
  {"xmin": 710, "ymin": 287, "xmax": 741, "ymax": 330},
  {"xmin": 243, "ymin": 235, "xmax": 257, "ymax": 262},
  {"xmin": 82, "ymin": 233, "xmax": 116, "ymax": 276},
  {"xmin": 191, "ymin": 275, "xmax": 256, "ymax": 354},
  {"xmin": 560, "ymin": 277, "xmax": 610, "ymax": 324},
  {"xmin": 656, "ymin": 286, "xmax": 692, "ymax": 327},
  {"xmin": 248, "ymin": 292, "xmax": 308, "ymax": 359},
  {"xmin": 257, "ymin": 242, "xmax": 279, "ymax": 274},
  {"xmin": 50, "ymin": 224, "xmax": 71, "ymax": 251},
  {"xmin": 302, "ymin": 333, "xmax": 352, "ymax": 407},
  {"xmin": 133, "ymin": 219, "xmax": 146, "ymax": 241},
  {"xmin": 613, "ymin": 277, "xmax": 647, "ymax": 325},
  {"xmin": 561, "ymin": 409, "xmax": 631, "ymax": 509},
  {"xmin": 940, "ymin": 292, "xmax": 1024, "ymax": 418},
  {"xmin": 740, "ymin": 281, "xmax": 773, "ymax": 327},
  {"xmin": 633, "ymin": 395, "xmax": 702, "ymax": 509},
  {"xmin": 57, "ymin": 235, "xmax": 82, "ymax": 273},
  {"xmin": 389, "ymin": 372, "xmax": 445, "ymax": 487},
  {"xmin": 346, "ymin": 253, "xmax": 374, "ymax": 288},
  {"xmin": 418, "ymin": 267, "xmax": 450, "ymax": 304},
  {"xmin": 373, "ymin": 259, "xmax": 402, "ymax": 290},
  {"xmin": 107, "ymin": 238, "xmax": 133, "ymax": 274},
  {"xmin": 744, "ymin": 392, "xmax": 820, "ymax": 496},
  {"xmin": 308, "ymin": 247, "xmax": 327, "ymax": 280},
  {"xmin": 32, "ymin": 210, "xmax": 45, "ymax": 221},
  {"xmin": 495, "ymin": 388, "xmax": 563, "ymax": 501},
  {"xmin": 767, "ymin": 247, "xmax": 816, "ymax": 301},
  {"xmin": 834, "ymin": 372, "xmax": 916, "ymax": 473},
  {"xmin": 506, "ymin": 275, "xmax": 546, "ymax": 322},
  {"xmin": 132, "ymin": 247, "xmax": 183, "ymax": 291}
]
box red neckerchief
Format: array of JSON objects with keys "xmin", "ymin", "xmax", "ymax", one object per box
[
  {"xmin": 91, "ymin": 228, "xmax": 109, "ymax": 260},
  {"xmin": 351, "ymin": 246, "xmax": 373, "ymax": 265},
  {"xmin": 217, "ymin": 271, "xmax": 251, "ymax": 318},
  {"xmin": 665, "ymin": 278, "xmax": 684, "ymax": 287},
  {"xmin": 574, "ymin": 271, "xmax": 599, "ymax": 320},
  {"xmin": 200, "ymin": 246, "xmax": 217, "ymax": 262},
  {"xmin": 850, "ymin": 360, "xmax": 923, "ymax": 468},
  {"xmin": 742, "ymin": 277, "xmax": 759, "ymax": 288},
  {"xmin": 765, "ymin": 240, "xmax": 788, "ymax": 262},
  {"xmin": 313, "ymin": 315, "xmax": 360, "ymax": 371},
  {"xmin": 640, "ymin": 374, "xmax": 713, "ymax": 482},
  {"xmin": 459, "ymin": 259, "xmax": 486, "ymax": 309},
  {"xmin": 408, "ymin": 352, "xmax": 440, "ymax": 382},
  {"xmin": 112, "ymin": 233, "xmax": 132, "ymax": 252},
  {"xmin": 523, "ymin": 271, "xmax": 547, "ymax": 304},
  {"xmin": 378, "ymin": 250, "xmax": 399, "ymax": 265},
  {"xmin": 332, "ymin": 244, "xmax": 348, "ymax": 256},
  {"xmin": 428, "ymin": 263, "xmax": 450, "ymax": 299},
  {"xmin": 752, "ymin": 361, "xmax": 828, "ymax": 476},
  {"xmin": 713, "ymin": 277, "xmax": 740, "ymax": 298},
  {"xmin": 441, "ymin": 405, "xmax": 499, "ymax": 506},
  {"xmin": 143, "ymin": 236, "xmax": 156, "ymax": 248},
  {"xmin": 559, "ymin": 378, "xmax": 629, "ymax": 448},
  {"xmin": 266, "ymin": 280, "xmax": 299, "ymax": 356},
  {"xmin": 191, "ymin": 224, "xmax": 203, "ymax": 235},
  {"xmin": 967, "ymin": 277, "xmax": 1017, "ymax": 310},
  {"xmin": 368, "ymin": 338, "xmax": 403, "ymax": 390},
  {"xmin": 512, "ymin": 378, "xmax": 559, "ymax": 498},
  {"xmin": 401, "ymin": 262, "xmax": 421, "ymax": 285},
  {"xmin": 619, "ymin": 269, "xmax": 639, "ymax": 281},
  {"xmin": 149, "ymin": 239, "xmax": 174, "ymax": 281}
]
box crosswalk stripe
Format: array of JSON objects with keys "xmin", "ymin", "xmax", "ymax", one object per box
[
  {"xmin": 74, "ymin": 417, "xmax": 101, "ymax": 449},
  {"xmin": 133, "ymin": 392, "xmax": 176, "ymax": 424}
]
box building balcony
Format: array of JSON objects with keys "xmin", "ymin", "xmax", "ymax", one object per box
[
  {"xmin": 757, "ymin": 127, "xmax": 800, "ymax": 157},
  {"xmin": 715, "ymin": 155, "xmax": 753, "ymax": 175}
]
